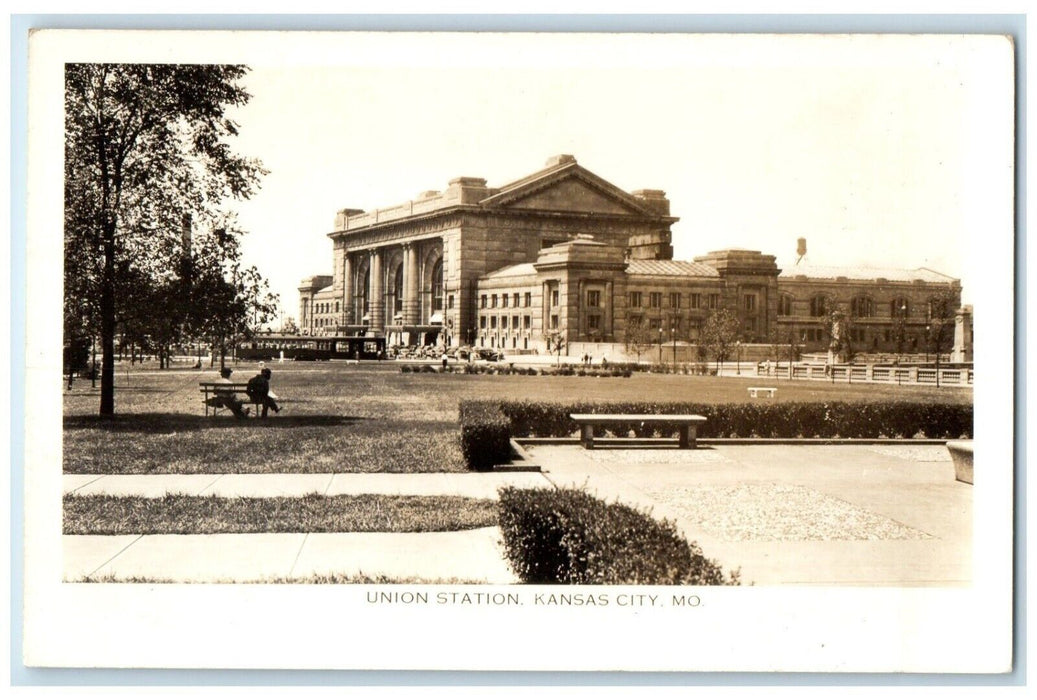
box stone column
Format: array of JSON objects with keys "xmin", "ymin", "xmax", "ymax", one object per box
[
  {"xmin": 577, "ymin": 279, "xmax": 585, "ymax": 339},
  {"xmin": 951, "ymin": 307, "xmax": 973, "ymax": 363},
  {"xmin": 342, "ymin": 254, "xmax": 354, "ymax": 325},
  {"xmin": 369, "ymin": 249, "xmax": 384, "ymax": 333},
  {"xmin": 404, "ymin": 243, "xmax": 420, "ymax": 325}
]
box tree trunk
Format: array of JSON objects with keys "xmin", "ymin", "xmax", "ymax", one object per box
[{"xmin": 99, "ymin": 223, "xmax": 116, "ymax": 416}]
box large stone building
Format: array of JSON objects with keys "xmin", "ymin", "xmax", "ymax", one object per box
[{"xmin": 299, "ymin": 155, "xmax": 964, "ymax": 358}]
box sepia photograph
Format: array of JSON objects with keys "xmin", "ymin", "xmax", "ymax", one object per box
[{"xmin": 22, "ymin": 28, "xmax": 1015, "ymax": 673}]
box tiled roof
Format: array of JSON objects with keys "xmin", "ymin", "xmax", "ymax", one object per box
[
  {"xmin": 626, "ymin": 260, "xmax": 720, "ymax": 278},
  {"xmin": 779, "ymin": 264, "xmax": 957, "ymax": 283},
  {"xmin": 481, "ymin": 263, "xmax": 537, "ymax": 280}
]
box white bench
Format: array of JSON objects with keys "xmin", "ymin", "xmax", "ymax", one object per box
[
  {"xmin": 747, "ymin": 387, "xmax": 777, "ymax": 398},
  {"xmin": 570, "ymin": 413, "xmax": 707, "ymax": 449}
]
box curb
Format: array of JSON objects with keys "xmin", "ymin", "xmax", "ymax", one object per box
[{"xmin": 516, "ymin": 437, "xmax": 954, "ymax": 447}]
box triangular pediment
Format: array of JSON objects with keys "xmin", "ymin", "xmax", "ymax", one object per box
[{"xmin": 480, "ymin": 165, "xmax": 652, "ymax": 217}]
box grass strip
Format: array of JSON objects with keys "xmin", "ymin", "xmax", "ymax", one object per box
[
  {"xmin": 63, "ymin": 493, "xmax": 498, "ymax": 535},
  {"xmin": 63, "ymin": 420, "xmax": 466, "ymax": 475}
]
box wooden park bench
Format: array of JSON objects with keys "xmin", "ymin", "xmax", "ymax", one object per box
[
  {"xmin": 570, "ymin": 413, "xmax": 707, "ymax": 450},
  {"xmin": 747, "ymin": 387, "xmax": 777, "ymax": 398},
  {"xmin": 199, "ymin": 382, "xmax": 262, "ymax": 417}
]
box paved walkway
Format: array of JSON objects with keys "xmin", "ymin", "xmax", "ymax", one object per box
[
  {"xmin": 62, "ymin": 472, "xmax": 548, "ymax": 583},
  {"xmin": 66, "ymin": 528, "xmax": 517, "ymax": 584},
  {"xmin": 62, "ymin": 444, "xmax": 970, "ymax": 586},
  {"xmin": 532, "ymin": 443, "xmax": 970, "ymax": 586}
]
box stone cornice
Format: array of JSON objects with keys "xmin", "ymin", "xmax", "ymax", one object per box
[
  {"xmin": 327, "ymin": 206, "xmax": 678, "ymax": 249},
  {"xmin": 533, "ymin": 261, "xmax": 629, "ymax": 274}
]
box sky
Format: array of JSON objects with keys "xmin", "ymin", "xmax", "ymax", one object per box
[{"xmin": 212, "ymin": 32, "xmax": 1013, "ymax": 322}]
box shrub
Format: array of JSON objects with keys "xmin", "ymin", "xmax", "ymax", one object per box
[
  {"xmin": 490, "ymin": 400, "xmax": 972, "ymax": 440},
  {"xmin": 497, "ymin": 486, "xmax": 738, "ymax": 585},
  {"xmin": 458, "ymin": 401, "xmax": 512, "ymax": 471}
]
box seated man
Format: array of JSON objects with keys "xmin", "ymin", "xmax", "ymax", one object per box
[
  {"xmin": 207, "ymin": 367, "xmax": 249, "ymax": 419},
  {"xmin": 246, "ymin": 367, "xmax": 281, "ymax": 418}
]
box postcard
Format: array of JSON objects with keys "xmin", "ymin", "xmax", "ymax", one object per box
[{"xmin": 23, "ymin": 29, "xmax": 1014, "ymax": 672}]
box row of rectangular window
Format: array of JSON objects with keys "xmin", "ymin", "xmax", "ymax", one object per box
[
  {"xmin": 480, "ymin": 293, "xmax": 533, "ymax": 309},
  {"xmin": 479, "ymin": 315, "xmax": 532, "ymax": 330},
  {"xmin": 628, "ymin": 291, "xmax": 720, "ymax": 310},
  {"xmin": 777, "ymin": 296, "xmax": 946, "ymax": 318}
]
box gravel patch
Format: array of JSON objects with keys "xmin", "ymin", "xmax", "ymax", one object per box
[
  {"xmin": 585, "ymin": 449, "xmax": 731, "ymax": 465},
  {"xmin": 647, "ymin": 484, "xmax": 933, "ymax": 542},
  {"xmin": 866, "ymin": 445, "xmax": 953, "ymax": 462}
]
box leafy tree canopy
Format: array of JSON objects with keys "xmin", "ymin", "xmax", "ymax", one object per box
[{"xmin": 65, "ymin": 63, "xmax": 268, "ymax": 414}]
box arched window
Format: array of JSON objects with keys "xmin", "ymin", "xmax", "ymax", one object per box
[
  {"xmin": 362, "ymin": 268, "xmax": 371, "ymax": 315},
  {"xmin": 431, "ymin": 259, "xmax": 444, "ymax": 312},
  {"xmin": 777, "ymin": 294, "xmax": 793, "ymax": 316},
  {"xmin": 890, "ymin": 297, "xmax": 909, "ymax": 318},
  {"xmin": 809, "ymin": 295, "xmax": 829, "ymax": 318},
  {"xmin": 851, "ymin": 296, "xmax": 874, "ymax": 318},
  {"xmin": 393, "ymin": 264, "xmax": 404, "ymax": 315}
]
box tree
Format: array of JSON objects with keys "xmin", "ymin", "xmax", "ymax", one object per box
[
  {"xmin": 768, "ymin": 324, "xmax": 801, "ymax": 363},
  {"xmin": 891, "ymin": 309, "xmax": 908, "ymax": 358},
  {"xmin": 924, "ymin": 290, "xmax": 959, "ymax": 370},
  {"xmin": 700, "ymin": 308, "xmax": 740, "ymax": 373},
  {"xmin": 544, "ymin": 329, "xmax": 567, "ymax": 366},
  {"xmin": 281, "ymin": 317, "xmax": 299, "ymax": 335},
  {"xmin": 65, "ymin": 64, "xmax": 265, "ymax": 415},
  {"xmin": 623, "ymin": 317, "xmax": 654, "ymax": 363},
  {"xmin": 190, "ymin": 258, "xmax": 279, "ymax": 371}
]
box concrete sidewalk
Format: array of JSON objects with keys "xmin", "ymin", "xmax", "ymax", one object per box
[
  {"xmin": 65, "ymin": 527, "xmax": 517, "ymax": 583},
  {"xmin": 62, "ymin": 444, "xmax": 970, "ymax": 586},
  {"xmin": 528, "ymin": 443, "xmax": 971, "ymax": 586},
  {"xmin": 62, "ymin": 471, "xmax": 546, "ymax": 583},
  {"xmin": 64, "ymin": 471, "xmax": 551, "ymax": 499}
]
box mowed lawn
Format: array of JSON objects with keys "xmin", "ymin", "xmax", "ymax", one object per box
[{"xmin": 63, "ymin": 361, "xmax": 973, "ymax": 475}]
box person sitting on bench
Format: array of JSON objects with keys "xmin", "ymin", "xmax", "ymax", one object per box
[
  {"xmin": 208, "ymin": 367, "xmax": 250, "ymax": 419},
  {"xmin": 247, "ymin": 367, "xmax": 281, "ymax": 417}
]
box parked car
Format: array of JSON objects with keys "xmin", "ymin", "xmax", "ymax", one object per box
[{"xmin": 476, "ymin": 348, "xmax": 503, "ymax": 362}]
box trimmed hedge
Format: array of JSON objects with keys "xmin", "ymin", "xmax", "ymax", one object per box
[
  {"xmin": 460, "ymin": 399, "xmax": 973, "ymax": 440},
  {"xmin": 497, "ymin": 486, "xmax": 738, "ymax": 585},
  {"xmin": 458, "ymin": 402, "xmax": 511, "ymax": 471}
]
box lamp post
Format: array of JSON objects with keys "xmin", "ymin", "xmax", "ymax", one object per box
[
  {"xmin": 671, "ymin": 322, "xmax": 677, "ymax": 367},
  {"xmin": 658, "ymin": 326, "xmax": 663, "ymax": 365},
  {"xmin": 735, "ymin": 340, "xmax": 741, "ymax": 375}
]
